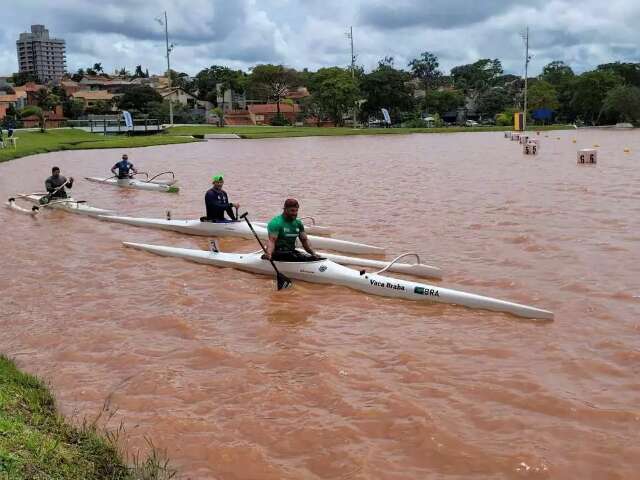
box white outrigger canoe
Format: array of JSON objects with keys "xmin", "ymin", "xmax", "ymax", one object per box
[
  {"xmin": 99, "ymin": 215, "xmax": 383, "ymax": 254},
  {"xmin": 85, "ymin": 176, "xmax": 179, "ymax": 193},
  {"xmin": 123, "ymin": 242, "xmax": 554, "ymax": 320},
  {"xmin": 6, "ymin": 197, "xmax": 39, "ymax": 216},
  {"xmin": 19, "ymin": 194, "xmax": 114, "ymax": 216}
]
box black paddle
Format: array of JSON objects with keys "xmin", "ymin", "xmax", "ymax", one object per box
[{"xmin": 240, "ymin": 212, "xmax": 292, "ymax": 290}]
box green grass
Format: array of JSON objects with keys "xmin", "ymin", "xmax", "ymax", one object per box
[
  {"xmin": 166, "ymin": 124, "xmax": 576, "ymax": 139},
  {"xmin": 0, "ymin": 355, "xmax": 175, "ymax": 479},
  {"xmin": 0, "ymin": 129, "xmax": 197, "ymax": 163}
]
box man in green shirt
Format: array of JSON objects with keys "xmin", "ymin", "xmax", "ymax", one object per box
[{"xmin": 265, "ymin": 198, "xmax": 318, "ymax": 261}]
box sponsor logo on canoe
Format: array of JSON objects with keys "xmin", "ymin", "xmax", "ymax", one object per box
[
  {"xmin": 319, "ymin": 265, "xmax": 327, "ymax": 272},
  {"xmin": 414, "ymin": 286, "xmax": 440, "ymax": 297},
  {"xmin": 370, "ymin": 279, "xmax": 405, "ymax": 291}
]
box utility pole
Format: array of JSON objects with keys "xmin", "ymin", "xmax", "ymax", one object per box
[
  {"xmin": 156, "ymin": 11, "xmax": 174, "ymax": 125},
  {"xmin": 522, "ymin": 26, "xmax": 530, "ymax": 132},
  {"xmin": 346, "ymin": 26, "xmax": 357, "ymax": 126}
]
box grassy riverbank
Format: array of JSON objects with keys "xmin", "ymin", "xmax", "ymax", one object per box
[
  {"xmin": 0, "ymin": 129, "xmax": 197, "ymax": 163},
  {"xmin": 0, "ymin": 355, "xmax": 174, "ymax": 479},
  {"xmin": 166, "ymin": 124, "xmax": 575, "ymax": 139}
]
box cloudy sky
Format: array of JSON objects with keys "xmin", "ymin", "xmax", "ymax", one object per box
[{"xmin": 1, "ymin": 0, "xmax": 638, "ymax": 77}]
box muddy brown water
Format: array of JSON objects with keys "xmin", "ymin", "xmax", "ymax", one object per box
[{"xmin": 1, "ymin": 130, "xmax": 639, "ymax": 479}]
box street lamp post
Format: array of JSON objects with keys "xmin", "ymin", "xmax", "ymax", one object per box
[
  {"xmin": 156, "ymin": 11, "xmax": 174, "ymax": 125},
  {"xmin": 522, "ymin": 26, "xmax": 531, "ymax": 132}
]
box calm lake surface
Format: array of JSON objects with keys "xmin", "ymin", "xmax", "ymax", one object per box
[{"xmin": 1, "ymin": 130, "xmax": 639, "ymax": 479}]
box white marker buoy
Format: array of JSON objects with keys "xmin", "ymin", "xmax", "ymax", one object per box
[
  {"xmin": 523, "ymin": 143, "xmax": 539, "ymax": 155},
  {"xmin": 577, "ymin": 149, "xmax": 597, "ymax": 164},
  {"xmin": 519, "ymin": 135, "xmax": 530, "ymax": 145},
  {"xmin": 511, "ymin": 133, "xmax": 521, "ymax": 142}
]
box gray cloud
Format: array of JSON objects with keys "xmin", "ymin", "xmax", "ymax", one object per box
[
  {"xmin": 0, "ymin": 0, "xmax": 638, "ymax": 78},
  {"xmin": 357, "ymin": 0, "xmax": 541, "ymax": 29}
]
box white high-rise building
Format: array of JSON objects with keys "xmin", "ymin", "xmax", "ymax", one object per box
[{"xmin": 16, "ymin": 25, "xmax": 66, "ymax": 83}]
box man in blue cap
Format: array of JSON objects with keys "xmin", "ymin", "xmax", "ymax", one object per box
[{"xmin": 203, "ymin": 174, "xmax": 240, "ymax": 222}]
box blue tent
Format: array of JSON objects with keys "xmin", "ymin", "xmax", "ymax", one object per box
[{"xmin": 532, "ymin": 108, "xmax": 554, "ymax": 122}]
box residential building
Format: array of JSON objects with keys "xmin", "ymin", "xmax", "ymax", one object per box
[
  {"xmin": 16, "ymin": 25, "xmax": 66, "ymax": 83},
  {"xmin": 0, "ymin": 88, "xmax": 29, "ymax": 120},
  {"xmin": 216, "ymin": 83, "xmax": 246, "ymax": 112},
  {"xmin": 159, "ymin": 87, "xmax": 210, "ymax": 109},
  {"xmin": 70, "ymin": 90, "xmax": 116, "ymax": 111},
  {"xmin": 22, "ymin": 105, "xmax": 67, "ymax": 128},
  {"xmin": 248, "ymin": 103, "xmax": 300, "ymax": 125}
]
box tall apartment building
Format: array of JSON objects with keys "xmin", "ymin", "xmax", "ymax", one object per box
[{"xmin": 16, "ymin": 25, "xmax": 66, "ymax": 83}]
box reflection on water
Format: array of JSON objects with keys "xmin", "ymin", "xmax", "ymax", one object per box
[{"xmin": 1, "ymin": 130, "xmax": 639, "ymax": 479}]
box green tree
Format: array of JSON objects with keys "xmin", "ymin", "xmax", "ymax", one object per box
[
  {"xmin": 87, "ymin": 100, "xmax": 114, "ymax": 115},
  {"xmin": 71, "ymin": 68, "xmax": 85, "ymax": 82},
  {"xmin": 408, "ymin": 51, "xmax": 442, "ymax": 90},
  {"xmin": 65, "ymin": 98, "xmax": 86, "ymax": 119},
  {"xmin": 35, "ymin": 88, "xmax": 60, "ymax": 112},
  {"xmin": 597, "ymin": 62, "xmax": 640, "ymax": 88},
  {"xmin": 194, "ymin": 65, "xmax": 246, "ymax": 105},
  {"xmin": 451, "ymin": 59, "xmax": 503, "ymax": 93},
  {"xmin": 422, "ymin": 89, "xmax": 465, "ymax": 116},
  {"xmin": 527, "ymin": 80, "xmax": 560, "ymax": 111},
  {"xmin": 247, "ymin": 64, "xmax": 299, "ymax": 117},
  {"xmin": 476, "ymin": 87, "xmax": 511, "ymax": 119},
  {"xmin": 603, "ymin": 85, "xmax": 640, "ymax": 124},
  {"xmin": 11, "ymin": 71, "xmax": 38, "ymax": 86},
  {"xmin": 20, "ymin": 106, "xmax": 46, "ymax": 132},
  {"xmin": 306, "ymin": 67, "xmax": 359, "ymax": 125},
  {"xmin": 540, "ymin": 61, "xmax": 574, "ymax": 86},
  {"xmin": 570, "ymin": 70, "xmax": 623, "ymax": 124},
  {"xmin": 118, "ymin": 85, "xmax": 163, "ymax": 113},
  {"xmin": 359, "ymin": 58, "xmax": 414, "ymax": 123},
  {"xmin": 93, "ymin": 63, "xmax": 103, "ymax": 74},
  {"xmin": 134, "ymin": 65, "xmax": 149, "ymax": 78}
]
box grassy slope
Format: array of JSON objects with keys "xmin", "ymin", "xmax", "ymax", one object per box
[
  {"xmin": 0, "ymin": 355, "xmax": 130, "ymax": 479},
  {"xmin": 0, "ymin": 355, "xmax": 176, "ymax": 479},
  {"xmin": 166, "ymin": 124, "xmax": 575, "ymax": 139},
  {"xmin": 0, "ymin": 129, "xmax": 197, "ymax": 163}
]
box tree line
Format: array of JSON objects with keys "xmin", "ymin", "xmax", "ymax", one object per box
[
  {"xmin": 172, "ymin": 54, "xmax": 640, "ymax": 126},
  {"xmin": 6, "ymin": 54, "xmax": 640, "ymax": 127}
]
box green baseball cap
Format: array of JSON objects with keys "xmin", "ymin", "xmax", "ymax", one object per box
[{"xmin": 212, "ymin": 174, "xmax": 224, "ymax": 182}]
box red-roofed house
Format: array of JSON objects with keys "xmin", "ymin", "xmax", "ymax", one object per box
[
  {"xmin": 70, "ymin": 90, "xmax": 116, "ymax": 111},
  {"xmin": 22, "ymin": 105, "xmax": 67, "ymax": 128},
  {"xmin": 248, "ymin": 103, "xmax": 300, "ymax": 125}
]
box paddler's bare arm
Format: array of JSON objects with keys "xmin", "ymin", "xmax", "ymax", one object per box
[
  {"xmin": 299, "ymin": 232, "xmax": 316, "ymax": 257},
  {"xmin": 265, "ymin": 235, "xmax": 277, "ymax": 260}
]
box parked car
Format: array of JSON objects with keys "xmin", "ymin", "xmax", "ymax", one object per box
[{"xmin": 465, "ymin": 120, "xmax": 479, "ymax": 127}]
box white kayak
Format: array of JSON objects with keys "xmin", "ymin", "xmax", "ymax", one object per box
[
  {"xmin": 20, "ymin": 194, "xmax": 114, "ymax": 216},
  {"xmin": 123, "ymin": 242, "xmax": 554, "ymax": 320},
  {"xmin": 99, "ymin": 215, "xmax": 384, "ymax": 255},
  {"xmin": 85, "ymin": 177, "xmax": 179, "ymax": 193}
]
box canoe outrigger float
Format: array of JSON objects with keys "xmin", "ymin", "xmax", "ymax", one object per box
[
  {"xmin": 85, "ymin": 171, "xmax": 179, "ymax": 193},
  {"xmin": 123, "ymin": 242, "xmax": 554, "ymax": 320},
  {"xmin": 99, "ymin": 215, "xmax": 383, "ymax": 255},
  {"xmin": 16, "ymin": 194, "xmax": 114, "ymax": 216}
]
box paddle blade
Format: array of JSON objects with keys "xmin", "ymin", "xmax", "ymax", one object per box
[{"xmin": 276, "ymin": 273, "xmax": 293, "ymax": 291}]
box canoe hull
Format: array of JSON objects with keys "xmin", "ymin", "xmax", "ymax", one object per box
[
  {"xmin": 123, "ymin": 242, "xmax": 554, "ymax": 320},
  {"xmin": 85, "ymin": 177, "xmax": 179, "ymax": 193},
  {"xmin": 21, "ymin": 194, "xmax": 114, "ymax": 216},
  {"xmin": 100, "ymin": 215, "xmax": 384, "ymax": 254}
]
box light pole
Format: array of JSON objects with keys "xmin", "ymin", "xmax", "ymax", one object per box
[
  {"xmin": 156, "ymin": 11, "xmax": 174, "ymax": 125},
  {"xmin": 521, "ymin": 26, "xmax": 531, "ymax": 131},
  {"xmin": 346, "ymin": 26, "xmax": 357, "ymax": 127}
]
